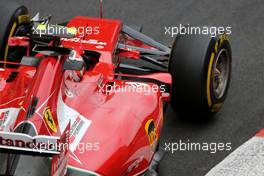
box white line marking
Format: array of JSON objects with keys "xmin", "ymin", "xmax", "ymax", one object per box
[
  {"xmin": 206, "ymin": 136, "xmax": 264, "ymax": 176},
  {"xmin": 35, "ymin": 90, "xmax": 57, "ymax": 113}
]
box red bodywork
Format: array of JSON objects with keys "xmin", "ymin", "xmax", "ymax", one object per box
[{"xmin": 0, "ymin": 16, "xmax": 171, "ymax": 176}]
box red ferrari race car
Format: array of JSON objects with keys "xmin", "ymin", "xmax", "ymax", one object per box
[{"xmin": 0, "ymin": 1, "xmax": 232, "ymax": 176}]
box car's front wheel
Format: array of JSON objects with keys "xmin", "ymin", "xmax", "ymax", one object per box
[
  {"xmin": 0, "ymin": 1, "xmax": 30, "ymax": 66},
  {"xmin": 168, "ymin": 33, "xmax": 232, "ymax": 119}
]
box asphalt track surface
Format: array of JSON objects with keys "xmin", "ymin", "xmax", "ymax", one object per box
[{"xmin": 8, "ymin": 0, "xmax": 264, "ymax": 175}]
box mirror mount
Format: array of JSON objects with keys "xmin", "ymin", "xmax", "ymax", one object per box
[{"xmin": 100, "ymin": 0, "xmax": 103, "ymax": 18}]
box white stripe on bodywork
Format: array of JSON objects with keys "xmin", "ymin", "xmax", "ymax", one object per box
[
  {"xmin": 206, "ymin": 136, "xmax": 264, "ymax": 176},
  {"xmin": 57, "ymin": 92, "xmax": 91, "ymax": 153},
  {"xmin": 35, "ymin": 89, "xmax": 57, "ymax": 113}
]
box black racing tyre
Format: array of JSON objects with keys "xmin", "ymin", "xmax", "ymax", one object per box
[
  {"xmin": 0, "ymin": 1, "xmax": 29, "ymax": 65},
  {"xmin": 169, "ymin": 34, "xmax": 232, "ymax": 118}
]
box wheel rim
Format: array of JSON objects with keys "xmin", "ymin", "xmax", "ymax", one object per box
[{"xmin": 212, "ymin": 49, "xmax": 230, "ymax": 99}]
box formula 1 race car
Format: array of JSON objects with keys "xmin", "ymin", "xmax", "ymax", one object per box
[{"xmin": 0, "ymin": 1, "xmax": 232, "ymax": 176}]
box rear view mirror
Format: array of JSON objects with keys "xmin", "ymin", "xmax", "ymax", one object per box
[
  {"xmin": 63, "ymin": 50, "xmax": 85, "ymax": 71},
  {"xmin": 63, "ymin": 58, "xmax": 84, "ymax": 71}
]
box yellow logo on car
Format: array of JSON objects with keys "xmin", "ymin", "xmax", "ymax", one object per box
[
  {"xmin": 44, "ymin": 107, "xmax": 57, "ymax": 133},
  {"xmin": 145, "ymin": 119, "xmax": 158, "ymax": 147}
]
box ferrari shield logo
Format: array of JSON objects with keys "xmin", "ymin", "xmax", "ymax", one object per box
[
  {"xmin": 44, "ymin": 107, "xmax": 57, "ymax": 133},
  {"xmin": 145, "ymin": 119, "xmax": 158, "ymax": 149}
]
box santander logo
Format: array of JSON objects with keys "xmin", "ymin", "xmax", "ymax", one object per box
[{"xmin": 61, "ymin": 38, "xmax": 107, "ymax": 48}]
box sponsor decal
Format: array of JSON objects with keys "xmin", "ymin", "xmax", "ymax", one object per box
[
  {"xmin": 0, "ymin": 108, "xmax": 20, "ymax": 131},
  {"xmin": 69, "ymin": 114, "xmax": 91, "ymax": 154},
  {"xmin": 44, "ymin": 107, "xmax": 58, "ymax": 133},
  {"xmin": 0, "ymin": 131, "xmax": 60, "ymax": 154},
  {"xmin": 70, "ymin": 116, "xmax": 84, "ymax": 142},
  {"xmin": 145, "ymin": 119, "xmax": 158, "ymax": 150},
  {"xmin": 57, "ymin": 92, "xmax": 91, "ymax": 164},
  {"xmin": 61, "ymin": 38, "xmax": 107, "ymax": 48},
  {"xmin": 96, "ymin": 45, "xmax": 104, "ymax": 49},
  {"xmin": 0, "ymin": 111, "xmax": 9, "ymax": 130}
]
